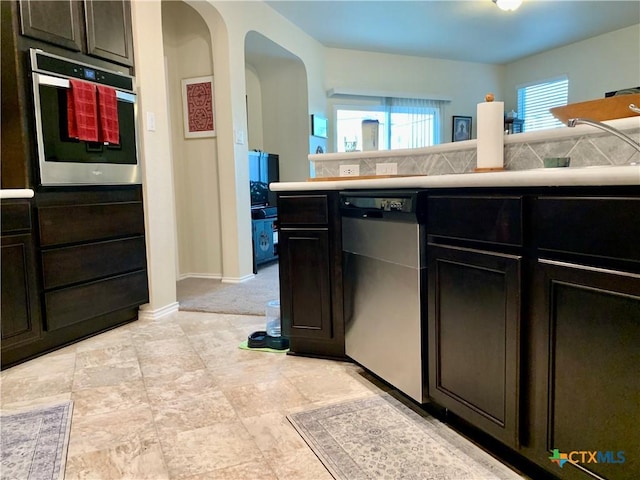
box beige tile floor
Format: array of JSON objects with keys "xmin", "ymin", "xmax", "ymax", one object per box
[{"xmin": 1, "ymin": 311, "xmax": 388, "ymax": 479}]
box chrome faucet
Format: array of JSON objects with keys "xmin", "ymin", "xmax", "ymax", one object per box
[{"xmin": 567, "ymin": 104, "xmax": 640, "ymax": 153}]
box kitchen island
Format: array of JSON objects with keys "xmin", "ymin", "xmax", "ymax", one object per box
[{"xmin": 271, "ymin": 161, "xmax": 639, "ymax": 480}]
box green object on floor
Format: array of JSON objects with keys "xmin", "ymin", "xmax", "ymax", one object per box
[{"xmin": 239, "ymin": 339, "xmax": 289, "ymax": 353}]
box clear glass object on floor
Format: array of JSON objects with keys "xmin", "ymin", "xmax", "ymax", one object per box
[{"xmin": 265, "ymin": 300, "xmax": 281, "ymax": 337}]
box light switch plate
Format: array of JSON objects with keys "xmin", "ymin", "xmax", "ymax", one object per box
[
  {"xmin": 376, "ymin": 163, "xmax": 398, "ymax": 175},
  {"xmin": 146, "ymin": 112, "xmax": 156, "ymax": 132}
]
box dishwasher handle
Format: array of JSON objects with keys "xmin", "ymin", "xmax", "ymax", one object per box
[
  {"xmin": 341, "ymin": 206, "xmax": 417, "ymax": 222},
  {"xmin": 361, "ymin": 210, "xmax": 383, "ymax": 219}
]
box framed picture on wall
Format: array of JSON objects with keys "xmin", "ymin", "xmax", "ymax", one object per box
[
  {"xmin": 182, "ymin": 76, "xmax": 216, "ymax": 138},
  {"xmin": 452, "ymin": 115, "xmax": 472, "ymax": 142},
  {"xmin": 311, "ymin": 114, "xmax": 328, "ymax": 138}
]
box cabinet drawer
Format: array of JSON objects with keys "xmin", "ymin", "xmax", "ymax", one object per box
[
  {"xmin": 428, "ymin": 196, "xmax": 523, "ymax": 246},
  {"xmin": 44, "ymin": 270, "xmax": 148, "ymax": 331},
  {"xmin": 278, "ymin": 195, "xmax": 328, "ymax": 225},
  {"xmin": 42, "ymin": 236, "xmax": 147, "ymax": 289},
  {"xmin": 1, "ymin": 201, "xmax": 31, "ymax": 234},
  {"xmin": 535, "ymin": 197, "xmax": 640, "ymax": 263},
  {"xmin": 38, "ymin": 202, "xmax": 145, "ymax": 246}
]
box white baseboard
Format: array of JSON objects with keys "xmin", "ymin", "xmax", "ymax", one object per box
[
  {"xmin": 177, "ymin": 273, "xmax": 223, "ymax": 281},
  {"xmin": 176, "ymin": 272, "xmax": 256, "ymax": 284},
  {"xmin": 138, "ymin": 302, "xmax": 180, "ymax": 321},
  {"xmin": 222, "ymin": 273, "xmax": 255, "ymax": 284}
]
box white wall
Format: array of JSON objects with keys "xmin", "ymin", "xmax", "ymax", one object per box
[
  {"xmin": 130, "ymin": 0, "xmax": 178, "ymax": 316},
  {"xmin": 245, "ymin": 65, "xmax": 264, "ymax": 150},
  {"xmin": 184, "ymin": 0, "xmax": 327, "ymax": 281},
  {"xmin": 324, "ymin": 48, "xmax": 505, "ymax": 146},
  {"xmin": 245, "ymin": 31, "xmax": 310, "ymax": 181},
  {"xmin": 162, "ymin": 1, "xmax": 222, "ymax": 279},
  {"xmin": 504, "ymin": 24, "xmax": 640, "ymax": 110},
  {"xmin": 257, "ymin": 60, "xmax": 309, "ymax": 181},
  {"xmin": 321, "ymin": 25, "xmax": 639, "ymax": 149}
]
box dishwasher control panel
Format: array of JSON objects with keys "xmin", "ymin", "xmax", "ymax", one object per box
[
  {"xmin": 341, "ymin": 195, "xmax": 413, "ymax": 212},
  {"xmin": 340, "ymin": 190, "xmax": 427, "ymax": 222},
  {"xmin": 379, "ymin": 198, "xmax": 409, "ymax": 212}
]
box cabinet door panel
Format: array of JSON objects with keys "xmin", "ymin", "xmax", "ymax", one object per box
[
  {"xmin": 1, "ymin": 203, "xmax": 31, "ymax": 233},
  {"xmin": 1, "ymin": 236, "xmax": 41, "ymax": 347},
  {"xmin": 279, "ymin": 229, "xmax": 332, "ymax": 340},
  {"xmin": 532, "ymin": 261, "xmax": 640, "ymax": 480},
  {"xmin": 84, "ymin": 0, "xmax": 133, "ymax": 66},
  {"xmin": 428, "ymin": 244, "xmax": 521, "ymax": 447},
  {"xmin": 19, "ymin": 0, "xmax": 83, "ymax": 51}
]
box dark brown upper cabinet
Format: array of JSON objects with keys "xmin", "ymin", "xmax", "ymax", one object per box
[
  {"xmin": 19, "ymin": 0, "xmax": 83, "ymax": 52},
  {"xmin": 84, "ymin": 0, "xmax": 133, "ymax": 67},
  {"xmin": 18, "ymin": 0, "xmax": 134, "ymax": 67}
]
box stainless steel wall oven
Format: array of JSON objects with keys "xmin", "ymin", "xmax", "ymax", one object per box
[{"xmin": 29, "ymin": 48, "xmax": 140, "ymax": 186}]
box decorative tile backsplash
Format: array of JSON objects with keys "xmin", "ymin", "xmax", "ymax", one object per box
[{"xmin": 312, "ymin": 126, "xmax": 640, "ymax": 178}]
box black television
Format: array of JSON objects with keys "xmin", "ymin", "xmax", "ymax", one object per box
[{"xmin": 249, "ymin": 151, "xmax": 279, "ymax": 207}]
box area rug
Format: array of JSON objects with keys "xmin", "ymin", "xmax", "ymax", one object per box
[
  {"xmin": 287, "ymin": 393, "xmax": 523, "ymax": 480},
  {"xmin": 177, "ymin": 261, "xmax": 279, "ymax": 315},
  {"xmin": 1, "ymin": 401, "xmax": 73, "ymax": 480}
]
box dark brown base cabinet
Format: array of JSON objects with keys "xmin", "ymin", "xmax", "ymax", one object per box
[
  {"xmin": 428, "ymin": 244, "xmax": 521, "ymax": 448},
  {"xmin": 522, "ymin": 194, "xmax": 640, "ymax": 480},
  {"xmin": 277, "ymin": 192, "xmax": 345, "ymax": 358},
  {"xmin": 275, "ymin": 187, "xmax": 639, "ymax": 479},
  {"xmin": 1, "ymin": 199, "xmax": 42, "ymax": 355},
  {"xmin": 426, "ymin": 194, "xmax": 525, "ymax": 449},
  {"xmin": 1, "ymin": 188, "xmax": 149, "ymax": 369},
  {"xmin": 526, "ymin": 260, "xmax": 640, "ymax": 480}
]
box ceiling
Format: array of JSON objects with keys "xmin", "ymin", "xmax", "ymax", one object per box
[{"xmin": 264, "ymin": 1, "xmax": 640, "ymax": 64}]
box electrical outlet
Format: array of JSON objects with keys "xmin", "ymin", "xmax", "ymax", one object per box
[
  {"xmin": 339, "ymin": 164, "xmax": 360, "ymax": 177},
  {"xmin": 376, "ymin": 163, "xmax": 398, "ymax": 175}
]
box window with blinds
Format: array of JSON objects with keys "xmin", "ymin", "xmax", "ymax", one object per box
[
  {"xmin": 517, "ymin": 77, "xmax": 568, "ymax": 132},
  {"xmin": 335, "ymin": 97, "xmax": 443, "ymax": 152}
]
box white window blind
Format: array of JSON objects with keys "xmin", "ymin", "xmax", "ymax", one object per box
[
  {"xmin": 517, "ymin": 77, "xmax": 568, "ymax": 132},
  {"xmin": 335, "ymin": 97, "xmax": 443, "ymax": 152},
  {"xmin": 387, "ymin": 98, "xmax": 439, "ymax": 149}
]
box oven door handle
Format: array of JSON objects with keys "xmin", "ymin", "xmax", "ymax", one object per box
[{"xmin": 34, "ymin": 73, "xmax": 136, "ymax": 103}]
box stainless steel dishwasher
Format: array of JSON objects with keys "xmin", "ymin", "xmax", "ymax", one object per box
[{"xmin": 341, "ymin": 190, "xmax": 427, "ymax": 403}]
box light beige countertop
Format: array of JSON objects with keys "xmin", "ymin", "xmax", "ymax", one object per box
[
  {"xmin": 0, "ymin": 189, "xmax": 35, "ymax": 199},
  {"xmin": 271, "ymin": 165, "xmax": 639, "ymax": 192}
]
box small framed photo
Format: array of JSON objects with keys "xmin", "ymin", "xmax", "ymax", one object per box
[
  {"xmin": 452, "ymin": 116, "xmax": 472, "ymax": 142},
  {"xmin": 182, "ymin": 76, "xmax": 216, "ymax": 138},
  {"xmin": 311, "ymin": 114, "xmax": 328, "ymax": 138}
]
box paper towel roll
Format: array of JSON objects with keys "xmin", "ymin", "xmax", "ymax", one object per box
[{"xmin": 477, "ymin": 100, "xmax": 504, "ymax": 169}]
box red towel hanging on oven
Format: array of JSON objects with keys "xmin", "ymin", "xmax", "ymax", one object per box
[
  {"xmin": 96, "ymin": 85, "xmax": 120, "ymax": 145},
  {"xmin": 67, "ymin": 79, "xmax": 99, "ymax": 142}
]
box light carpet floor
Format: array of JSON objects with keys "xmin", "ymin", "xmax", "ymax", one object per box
[
  {"xmin": 288, "ymin": 393, "xmax": 524, "ymax": 480},
  {"xmin": 177, "ymin": 261, "xmax": 279, "ymax": 316},
  {"xmin": 1, "ymin": 401, "xmax": 73, "ymax": 480}
]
